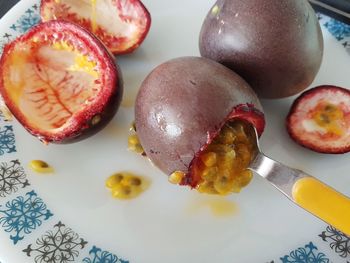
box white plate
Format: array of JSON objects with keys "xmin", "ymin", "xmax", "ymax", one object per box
[{"xmin": 0, "ymin": 1, "xmax": 349, "ymax": 263}]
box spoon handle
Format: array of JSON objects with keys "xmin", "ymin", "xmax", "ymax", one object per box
[
  {"xmin": 292, "ymin": 176, "xmax": 350, "ymax": 235},
  {"xmin": 249, "ymin": 152, "xmax": 350, "ymax": 236}
]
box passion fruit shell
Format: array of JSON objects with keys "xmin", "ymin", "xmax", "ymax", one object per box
[
  {"xmin": 0, "ymin": 20, "xmax": 123, "ymax": 144},
  {"xmin": 135, "ymin": 57, "xmax": 265, "ymax": 185},
  {"xmin": 40, "ymin": 0, "xmax": 151, "ymax": 55}
]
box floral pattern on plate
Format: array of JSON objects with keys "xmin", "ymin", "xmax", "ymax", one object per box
[
  {"xmin": 0, "ymin": 3, "xmax": 40, "ymax": 53},
  {"xmin": 23, "ymin": 221, "xmax": 87, "ymax": 263},
  {"xmin": 319, "ymin": 226, "xmax": 350, "ymax": 259},
  {"xmin": 0, "ymin": 126, "xmax": 16, "ymax": 156},
  {"xmin": 0, "ymin": 160, "xmax": 30, "ymax": 198},
  {"xmin": 83, "ymin": 246, "xmax": 129, "ymax": 263},
  {"xmin": 9, "ymin": 4, "xmax": 40, "ymax": 34},
  {"xmin": 321, "ymin": 14, "xmax": 350, "ymax": 55},
  {"xmin": 0, "ymin": 190, "xmax": 53, "ymax": 244},
  {"xmin": 280, "ymin": 242, "xmax": 330, "ymax": 263}
]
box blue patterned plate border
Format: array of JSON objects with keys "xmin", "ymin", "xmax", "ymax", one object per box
[{"xmin": 0, "ymin": 2, "xmax": 349, "ymax": 263}]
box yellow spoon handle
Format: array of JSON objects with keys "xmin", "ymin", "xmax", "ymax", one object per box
[
  {"xmin": 292, "ymin": 177, "xmax": 350, "ymax": 236},
  {"xmin": 249, "ymin": 152, "xmax": 350, "ymax": 235}
]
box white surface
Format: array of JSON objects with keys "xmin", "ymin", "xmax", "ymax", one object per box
[{"xmin": 0, "ymin": 0, "xmax": 349, "ymax": 262}]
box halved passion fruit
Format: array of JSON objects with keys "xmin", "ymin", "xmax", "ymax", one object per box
[
  {"xmin": 0, "ymin": 20, "xmax": 123, "ymax": 143},
  {"xmin": 41, "ymin": 0, "xmax": 151, "ymax": 55},
  {"xmin": 286, "ymin": 85, "xmax": 350, "ymax": 154},
  {"xmin": 135, "ymin": 57, "xmax": 265, "ymax": 195}
]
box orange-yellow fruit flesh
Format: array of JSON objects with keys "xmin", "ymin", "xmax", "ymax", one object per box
[
  {"xmin": 312, "ymin": 102, "xmax": 344, "ymax": 136},
  {"xmin": 195, "ymin": 121, "xmax": 256, "ymax": 195},
  {"xmin": 106, "ymin": 172, "xmax": 149, "ymax": 200}
]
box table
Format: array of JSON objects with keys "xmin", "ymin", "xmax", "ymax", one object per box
[{"xmin": 0, "ymin": 0, "xmax": 20, "ymax": 18}]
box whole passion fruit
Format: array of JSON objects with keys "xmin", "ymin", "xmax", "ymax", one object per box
[
  {"xmin": 135, "ymin": 57, "xmax": 265, "ymax": 194},
  {"xmin": 199, "ymin": 0, "xmax": 324, "ymax": 99},
  {"xmin": 0, "ymin": 20, "xmax": 123, "ymax": 144},
  {"xmin": 41, "ymin": 0, "xmax": 151, "ymax": 55}
]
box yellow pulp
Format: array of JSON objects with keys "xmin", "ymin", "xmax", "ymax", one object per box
[
  {"xmin": 91, "ymin": 0, "xmax": 97, "ymax": 33},
  {"xmin": 29, "ymin": 160, "xmax": 54, "ymax": 174},
  {"xmin": 106, "ymin": 172, "xmax": 149, "ymax": 200},
  {"xmin": 53, "ymin": 41, "xmax": 74, "ymax": 52},
  {"xmin": 194, "ymin": 121, "xmax": 255, "ymax": 195},
  {"xmin": 128, "ymin": 132, "xmax": 144, "ymax": 154},
  {"xmin": 128, "ymin": 123, "xmax": 144, "ymax": 154},
  {"xmin": 169, "ymin": 171, "xmax": 185, "ymax": 185},
  {"xmin": 312, "ymin": 103, "xmax": 344, "ymax": 136},
  {"xmin": 188, "ymin": 197, "xmax": 238, "ymax": 217},
  {"xmin": 293, "ymin": 177, "xmax": 350, "ymax": 236},
  {"xmin": 53, "ymin": 40, "xmax": 98, "ymax": 78},
  {"xmin": 69, "ymin": 54, "xmax": 98, "ymax": 78}
]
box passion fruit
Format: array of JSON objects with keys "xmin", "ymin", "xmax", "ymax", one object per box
[
  {"xmin": 41, "ymin": 0, "xmax": 151, "ymax": 55},
  {"xmin": 286, "ymin": 85, "xmax": 350, "ymax": 154},
  {"xmin": 199, "ymin": 0, "xmax": 324, "ymax": 99},
  {"xmin": 0, "ymin": 20, "xmax": 123, "ymax": 144},
  {"xmin": 135, "ymin": 57, "xmax": 265, "ymax": 194}
]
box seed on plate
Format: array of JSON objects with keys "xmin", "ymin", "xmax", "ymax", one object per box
[
  {"xmin": 168, "ymin": 171, "xmax": 185, "ymax": 185},
  {"xmin": 29, "ymin": 160, "xmax": 54, "ymax": 174},
  {"xmin": 128, "ymin": 134, "xmax": 144, "ymax": 154},
  {"xmin": 106, "ymin": 173, "xmax": 124, "ymax": 189},
  {"xmin": 112, "ymin": 185, "xmax": 132, "ymax": 199},
  {"xmin": 106, "ymin": 172, "xmax": 149, "ymax": 200},
  {"xmin": 126, "ymin": 177, "xmax": 142, "ymax": 186}
]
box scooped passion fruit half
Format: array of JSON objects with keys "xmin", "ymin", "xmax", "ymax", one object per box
[
  {"xmin": 135, "ymin": 57, "xmax": 265, "ymax": 194},
  {"xmin": 41, "ymin": 0, "xmax": 151, "ymax": 55},
  {"xmin": 0, "ymin": 20, "xmax": 123, "ymax": 143}
]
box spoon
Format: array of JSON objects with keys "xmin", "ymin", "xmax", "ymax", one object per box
[{"xmin": 247, "ymin": 124, "xmax": 350, "ymax": 236}]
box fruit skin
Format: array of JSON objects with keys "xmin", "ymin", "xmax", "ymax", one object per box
[
  {"xmin": 0, "ymin": 20, "xmax": 123, "ymax": 144},
  {"xmin": 199, "ymin": 0, "xmax": 324, "ymax": 99},
  {"xmin": 286, "ymin": 85, "xmax": 350, "ymax": 154},
  {"xmin": 135, "ymin": 57, "xmax": 265, "ymax": 177},
  {"xmin": 40, "ymin": 0, "xmax": 151, "ymax": 55}
]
